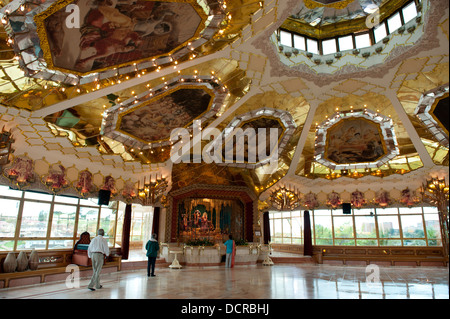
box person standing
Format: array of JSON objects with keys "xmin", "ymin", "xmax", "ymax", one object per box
[
  {"xmin": 223, "ymin": 235, "xmax": 235, "ymax": 268},
  {"xmin": 145, "ymin": 233, "xmax": 160, "ymax": 277},
  {"xmin": 87, "ymin": 228, "xmax": 110, "ymax": 291}
]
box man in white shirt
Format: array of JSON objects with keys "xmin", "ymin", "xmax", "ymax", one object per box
[{"xmin": 87, "ymin": 229, "xmax": 110, "ymax": 291}]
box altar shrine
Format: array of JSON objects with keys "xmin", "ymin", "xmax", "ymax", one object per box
[{"xmin": 167, "ymin": 185, "xmax": 258, "ymax": 244}]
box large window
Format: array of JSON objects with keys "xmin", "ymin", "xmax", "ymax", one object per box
[
  {"xmin": 269, "ymin": 205, "xmax": 442, "ymax": 247},
  {"xmin": 269, "ymin": 210, "xmax": 303, "ymax": 244},
  {"xmin": 0, "ymin": 185, "xmax": 120, "ymax": 251}
]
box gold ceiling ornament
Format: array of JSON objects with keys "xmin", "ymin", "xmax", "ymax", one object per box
[
  {"xmin": 3, "ymin": 155, "xmax": 36, "ymax": 190},
  {"xmin": 0, "ymin": 126, "xmax": 14, "ymax": 166},
  {"xmin": 138, "ymin": 174, "xmax": 169, "ymax": 206},
  {"xmin": 303, "ymin": 0, "xmax": 355, "ymax": 10},
  {"xmin": 399, "ymin": 187, "xmax": 420, "ymax": 207},
  {"xmin": 122, "ymin": 181, "xmax": 138, "ymax": 204},
  {"xmin": 269, "ymin": 186, "xmax": 301, "ymax": 211},
  {"xmin": 420, "ymin": 177, "xmax": 449, "ymax": 256},
  {"xmin": 373, "ymin": 190, "xmax": 392, "ymax": 207},
  {"xmin": 42, "ymin": 163, "xmax": 69, "ymax": 194},
  {"xmin": 326, "ymin": 191, "xmax": 343, "ymax": 209},
  {"xmin": 74, "ymin": 169, "xmax": 96, "ymax": 198}
]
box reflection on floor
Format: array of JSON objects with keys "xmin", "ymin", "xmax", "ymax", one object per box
[{"xmin": 0, "ymin": 263, "xmax": 447, "ymax": 299}]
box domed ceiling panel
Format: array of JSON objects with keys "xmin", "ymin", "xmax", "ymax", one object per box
[
  {"xmin": 314, "ymin": 109, "xmax": 399, "ymax": 170},
  {"xmin": 4, "ymin": 0, "xmax": 225, "ymax": 85},
  {"xmin": 36, "ymin": 0, "xmax": 205, "ymax": 75},
  {"xmin": 102, "ymin": 76, "xmax": 227, "ymax": 150}
]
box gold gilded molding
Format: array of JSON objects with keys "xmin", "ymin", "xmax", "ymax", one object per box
[
  {"xmin": 303, "ymin": 0, "xmax": 355, "ymax": 10},
  {"xmin": 34, "ymin": 0, "xmax": 209, "ymax": 76}
]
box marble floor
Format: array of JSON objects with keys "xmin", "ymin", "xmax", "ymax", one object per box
[{"xmin": 0, "ymin": 263, "xmax": 448, "ymax": 300}]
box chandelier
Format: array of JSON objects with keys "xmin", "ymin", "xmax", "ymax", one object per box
[
  {"xmin": 269, "ymin": 187, "xmax": 301, "ymax": 210},
  {"xmin": 138, "ymin": 175, "xmax": 168, "ymax": 206},
  {"xmin": 420, "ymin": 177, "xmax": 449, "ymax": 256}
]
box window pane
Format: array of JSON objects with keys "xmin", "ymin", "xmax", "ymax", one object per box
[
  {"xmin": 306, "ymin": 38, "xmax": 319, "ymax": 54},
  {"xmin": 357, "ymin": 239, "xmax": 378, "ymax": 246},
  {"xmin": 0, "ymin": 198, "xmax": 20, "ymax": 237},
  {"xmin": 293, "ymin": 34, "xmax": 305, "ymax": 50},
  {"xmin": 0, "ymin": 240, "xmax": 15, "ymax": 251},
  {"xmin": 20, "ymin": 201, "xmax": 51, "ymax": 237},
  {"xmin": 376, "ymin": 207, "xmax": 398, "ymax": 214},
  {"xmin": 99, "ymin": 206, "xmax": 117, "ymax": 246},
  {"xmin": 0, "ymin": 185, "xmax": 22, "ymax": 197},
  {"xmin": 355, "ymin": 33, "xmax": 371, "ymax": 48},
  {"xmin": 400, "ymin": 215, "xmax": 425, "ymax": 238},
  {"xmin": 399, "ymin": 207, "xmax": 422, "ymax": 214},
  {"xmin": 79, "ymin": 198, "xmax": 99, "ymax": 207},
  {"xmin": 353, "ymin": 208, "xmax": 373, "ymax": 216},
  {"xmin": 291, "ymin": 211, "xmax": 301, "ymax": 218},
  {"xmin": 24, "ymin": 191, "xmax": 53, "ymax": 201},
  {"xmin": 51, "ymin": 204, "xmax": 77, "ymax": 237},
  {"xmin": 54, "ymin": 195, "xmax": 79, "ymax": 204},
  {"xmin": 280, "ymin": 30, "xmax": 292, "ymax": 47},
  {"xmin": 16, "ymin": 240, "xmax": 47, "ymax": 250},
  {"xmin": 334, "ymin": 239, "xmax": 355, "ymax": 246},
  {"xmin": 338, "ymin": 35, "xmax": 354, "ymax": 51},
  {"xmin": 282, "ymin": 218, "xmax": 291, "ymax": 237},
  {"xmin": 48, "ymin": 239, "xmax": 73, "ymax": 249},
  {"xmin": 402, "ymin": 2, "xmax": 417, "ymax": 24},
  {"xmin": 423, "ymin": 206, "xmax": 438, "ymax": 214},
  {"xmin": 77, "ymin": 207, "xmax": 99, "ymax": 237},
  {"xmin": 273, "ymin": 219, "xmax": 282, "ymax": 238},
  {"xmin": 378, "ymin": 215, "xmax": 400, "ymax": 238},
  {"xmin": 403, "ymin": 239, "xmax": 426, "ymax": 246},
  {"xmin": 374, "ymin": 22, "xmax": 387, "ymax": 43},
  {"xmin": 272, "ymin": 237, "xmax": 282, "ymax": 243},
  {"xmin": 387, "ymin": 12, "xmax": 402, "ymax": 33},
  {"xmin": 379, "ymin": 239, "xmax": 402, "ymax": 246},
  {"xmin": 314, "ymin": 215, "xmax": 332, "ymax": 239},
  {"xmin": 292, "ymin": 216, "xmax": 302, "ymax": 237},
  {"xmin": 333, "ymin": 216, "xmax": 354, "ymax": 238},
  {"xmin": 322, "ymin": 39, "xmax": 337, "ymax": 55},
  {"xmin": 424, "ymin": 213, "xmax": 441, "ymax": 246},
  {"xmin": 355, "ymin": 216, "xmax": 377, "ymax": 238}
]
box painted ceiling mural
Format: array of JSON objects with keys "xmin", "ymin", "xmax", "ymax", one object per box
[
  {"xmin": 0, "ymin": 0, "xmax": 448, "ymax": 202},
  {"xmin": 118, "ymin": 87, "xmax": 213, "ymax": 144},
  {"xmin": 325, "ymin": 118, "xmax": 386, "ymax": 165},
  {"xmin": 38, "ymin": 0, "xmax": 205, "ymax": 74}
]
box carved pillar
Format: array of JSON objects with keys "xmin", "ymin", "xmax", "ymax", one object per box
[{"xmin": 121, "ymin": 204, "xmax": 132, "ymax": 260}]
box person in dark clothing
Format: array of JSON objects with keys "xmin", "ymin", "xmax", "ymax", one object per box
[{"xmin": 145, "ymin": 233, "xmax": 160, "ymax": 277}]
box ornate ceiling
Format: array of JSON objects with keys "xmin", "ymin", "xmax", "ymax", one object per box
[{"xmin": 0, "ymin": 0, "xmax": 448, "ymax": 202}]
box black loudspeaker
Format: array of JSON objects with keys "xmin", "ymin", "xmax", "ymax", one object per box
[
  {"xmin": 342, "ymin": 203, "xmax": 351, "ymax": 214},
  {"xmin": 98, "ymin": 190, "xmax": 111, "ymax": 206}
]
